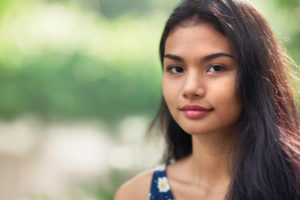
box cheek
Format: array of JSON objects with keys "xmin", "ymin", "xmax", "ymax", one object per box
[
  {"xmin": 162, "ymin": 76, "xmax": 182, "ymax": 114},
  {"xmin": 209, "ymin": 78, "xmax": 242, "ymax": 121},
  {"xmin": 162, "ymin": 76, "xmax": 168, "ymax": 97},
  {"xmin": 162, "ymin": 76, "xmax": 177, "ymax": 101}
]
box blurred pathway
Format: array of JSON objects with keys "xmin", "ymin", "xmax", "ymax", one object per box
[{"xmin": 0, "ymin": 116, "xmax": 162, "ymax": 200}]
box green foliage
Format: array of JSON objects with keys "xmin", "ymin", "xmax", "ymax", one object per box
[
  {"xmin": 0, "ymin": 49, "xmax": 161, "ymax": 121},
  {"xmin": 253, "ymin": 0, "xmax": 300, "ymax": 64},
  {"xmin": 273, "ymin": 0, "xmax": 300, "ymax": 9},
  {"xmin": 0, "ymin": 0, "xmax": 298, "ymax": 124},
  {"xmin": 0, "ymin": 1, "xmax": 167, "ymax": 123}
]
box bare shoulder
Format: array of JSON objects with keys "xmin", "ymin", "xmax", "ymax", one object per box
[{"xmin": 114, "ymin": 169, "xmax": 154, "ymax": 200}]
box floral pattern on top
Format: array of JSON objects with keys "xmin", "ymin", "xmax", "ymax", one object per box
[
  {"xmin": 149, "ymin": 164, "xmax": 175, "ymax": 200},
  {"xmin": 158, "ymin": 177, "xmax": 170, "ymax": 193}
]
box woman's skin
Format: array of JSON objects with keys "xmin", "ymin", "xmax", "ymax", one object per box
[{"xmin": 114, "ymin": 22, "xmax": 242, "ymax": 200}]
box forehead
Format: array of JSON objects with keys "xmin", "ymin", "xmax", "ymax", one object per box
[{"xmin": 165, "ymin": 23, "xmax": 234, "ymax": 56}]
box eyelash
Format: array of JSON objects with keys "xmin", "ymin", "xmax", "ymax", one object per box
[
  {"xmin": 207, "ymin": 64, "xmax": 226, "ymax": 73},
  {"xmin": 166, "ymin": 66, "xmax": 184, "ymax": 74},
  {"xmin": 166, "ymin": 64, "xmax": 226, "ymax": 74}
]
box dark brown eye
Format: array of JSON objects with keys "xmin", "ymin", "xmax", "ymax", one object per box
[
  {"xmin": 168, "ymin": 66, "xmax": 184, "ymax": 73},
  {"xmin": 207, "ymin": 65, "xmax": 224, "ymax": 73}
]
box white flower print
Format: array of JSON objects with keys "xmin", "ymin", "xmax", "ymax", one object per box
[{"xmin": 157, "ymin": 177, "xmax": 170, "ymax": 193}]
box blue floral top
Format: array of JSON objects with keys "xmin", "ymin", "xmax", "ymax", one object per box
[{"xmin": 149, "ymin": 165, "xmax": 175, "ymax": 200}]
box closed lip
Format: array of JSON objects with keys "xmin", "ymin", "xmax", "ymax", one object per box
[{"xmin": 180, "ymin": 105, "xmax": 213, "ymax": 111}]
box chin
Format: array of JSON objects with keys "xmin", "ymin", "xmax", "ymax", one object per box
[{"xmin": 174, "ymin": 118, "xmax": 213, "ymax": 135}]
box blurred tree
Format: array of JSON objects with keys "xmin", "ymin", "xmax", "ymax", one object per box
[
  {"xmin": 273, "ymin": 0, "xmax": 300, "ymax": 63},
  {"xmin": 41, "ymin": 0, "xmax": 178, "ymax": 18},
  {"xmin": 0, "ymin": 0, "xmax": 298, "ymax": 123}
]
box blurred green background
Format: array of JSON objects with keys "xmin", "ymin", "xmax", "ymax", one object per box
[{"xmin": 0, "ymin": 0, "xmax": 299, "ymax": 199}]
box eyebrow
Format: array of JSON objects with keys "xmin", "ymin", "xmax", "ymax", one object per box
[{"xmin": 164, "ymin": 53, "xmax": 234, "ymax": 63}]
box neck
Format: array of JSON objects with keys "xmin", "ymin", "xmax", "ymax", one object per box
[{"xmin": 186, "ymin": 130, "xmax": 235, "ymax": 186}]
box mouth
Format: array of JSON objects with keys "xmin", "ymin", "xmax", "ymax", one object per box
[{"xmin": 180, "ymin": 105, "xmax": 213, "ymax": 118}]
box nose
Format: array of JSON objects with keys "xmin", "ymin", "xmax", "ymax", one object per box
[{"xmin": 182, "ymin": 71, "xmax": 206, "ymax": 99}]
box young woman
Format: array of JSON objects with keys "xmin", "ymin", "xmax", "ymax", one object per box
[{"xmin": 115, "ymin": 0, "xmax": 300, "ymax": 199}]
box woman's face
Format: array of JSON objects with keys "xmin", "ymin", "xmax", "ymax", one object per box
[{"xmin": 162, "ymin": 22, "xmax": 242, "ymax": 135}]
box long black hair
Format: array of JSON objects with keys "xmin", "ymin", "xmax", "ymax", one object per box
[{"xmin": 151, "ymin": 0, "xmax": 300, "ymax": 199}]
